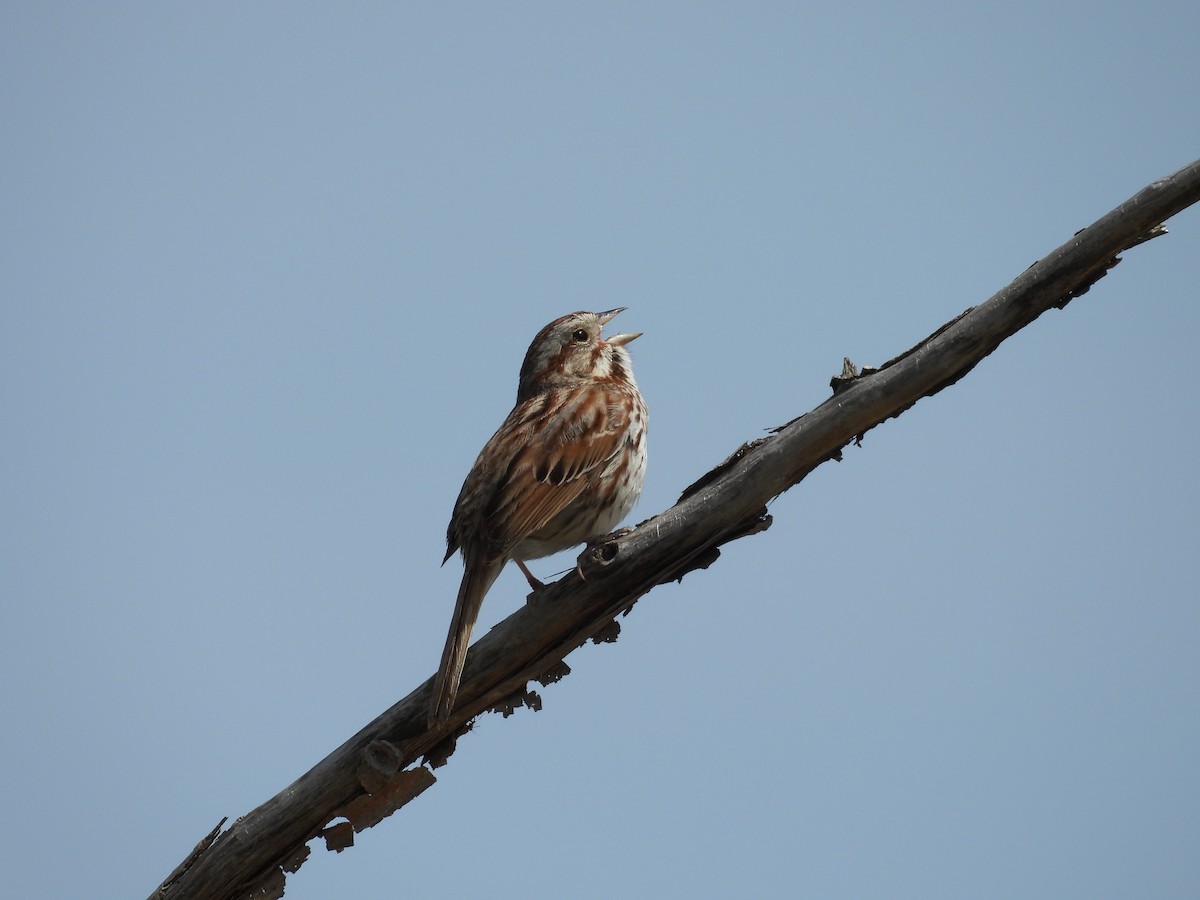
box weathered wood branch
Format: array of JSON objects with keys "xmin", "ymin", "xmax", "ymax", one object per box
[{"xmin": 150, "ymin": 158, "xmax": 1200, "ymax": 900}]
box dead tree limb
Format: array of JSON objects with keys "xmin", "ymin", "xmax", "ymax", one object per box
[{"xmin": 150, "ymin": 158, "xmax": 1200, "ymax": 900}]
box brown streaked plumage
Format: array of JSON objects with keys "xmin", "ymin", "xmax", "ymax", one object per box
[{"xmin": 430, "ymin": 309, "xmax": 647, "ymax": 726}]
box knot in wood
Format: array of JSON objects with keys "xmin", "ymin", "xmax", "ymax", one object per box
[
  {"xmin": 358, "ymin": 740, "xmax": 403, "ymax": 792},
  {"xmin": 578, "ymin": 537, "xmax": 622, "ymax": 579}
]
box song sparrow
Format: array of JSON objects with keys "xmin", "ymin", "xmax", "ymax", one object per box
[{"xmin": 430, "ymin": 309, "xmax": 647, "ymax": 726}]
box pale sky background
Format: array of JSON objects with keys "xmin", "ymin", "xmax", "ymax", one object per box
[{"xmin": 3, "ymin": 4, "xmax": 1199, "ymax": 899}]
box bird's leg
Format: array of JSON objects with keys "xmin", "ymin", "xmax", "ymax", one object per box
[{"xmin": 514, "ymin": 559, "xmax": 546, "ymax": 603}]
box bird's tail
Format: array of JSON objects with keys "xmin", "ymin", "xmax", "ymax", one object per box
[{"xmin": 429, "ymin": 559, "xmax": 504, "ymax": 727}]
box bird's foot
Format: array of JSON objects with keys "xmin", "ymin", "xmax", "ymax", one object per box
[{"xmin": 587, "ymin": 525, "xmax": 635, "ymax": 546}]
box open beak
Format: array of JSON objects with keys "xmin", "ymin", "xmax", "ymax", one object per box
[{"xmin": 597, "ymin": 307, "xmax": 642, "ymax": 346}]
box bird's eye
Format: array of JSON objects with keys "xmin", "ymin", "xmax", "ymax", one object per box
[{"xmin": 571, "ymin": 329, "xmax": 589, "ymax": 343}]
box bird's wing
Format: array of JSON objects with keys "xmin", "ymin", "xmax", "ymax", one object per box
[{"xmin": 482, "ymin": 386, "xmax": 626, "ymax": 556}]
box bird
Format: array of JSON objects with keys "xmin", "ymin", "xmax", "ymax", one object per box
[{"xmin": 429, "ymin": 308, "xmax": 647, "ymax": 726}]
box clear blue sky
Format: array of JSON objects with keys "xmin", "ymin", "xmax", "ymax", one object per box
[{"xmin": 3, "ymin": 4, "xmax": 1198, "ymax": 898}]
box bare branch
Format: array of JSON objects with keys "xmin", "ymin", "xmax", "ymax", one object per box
[{"xmin": 150, "ymin": 158, "xmax": 1200, "ymax": 900}]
